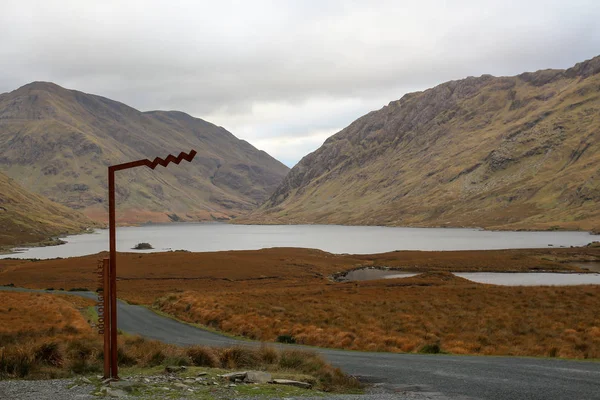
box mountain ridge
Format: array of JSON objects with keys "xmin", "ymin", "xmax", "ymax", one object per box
[
  {"xmin": 0, "ymin": 82, "xmax": 289, "ymax": 223},
  {"xmin": 243, "ymin": 55, "xmax": 600, "ymax": 231}
]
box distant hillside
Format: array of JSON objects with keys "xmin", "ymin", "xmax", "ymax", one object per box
[
  {"xmin": 0, "ymin": 171, "xmax": 98, "ymax": 247},
  {"xmin": 245, "ymin": 56, "xmax": 600, "ymax": 231},
  {"xmin": 0, "ymin": 82, "xmax": 289, "ymax": 223}
]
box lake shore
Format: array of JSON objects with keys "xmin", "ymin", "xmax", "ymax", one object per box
[{"xmin": 3, "ymin": 223, "xmax": 599, "ymax": 260}]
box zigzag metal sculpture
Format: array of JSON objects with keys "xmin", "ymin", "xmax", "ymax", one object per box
[
  {"xmin": 104, "ymin": 149, "xmax": 196, "ymax": 380},
  {"xmin": 110, "ymin": 149, "xmax": 197, "ymax": 171}
]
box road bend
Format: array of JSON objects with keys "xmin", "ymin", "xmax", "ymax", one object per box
[{"xmin": 1, "ymin": 287, "xmax": 598, "ymax": 400}]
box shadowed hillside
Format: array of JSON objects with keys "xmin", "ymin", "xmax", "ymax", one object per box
[
  {"xmin": 0, "ymin": 82, "xmax": 289, "ymax": 223},
  {"xmin": 245, "ymin": 56, "xmax": 600, "ymax": 231},
  {"xmin": 0, "ymin": 171, "xmax": 98, "ymax": 247}
]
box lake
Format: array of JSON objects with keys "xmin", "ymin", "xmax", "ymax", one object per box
[{"xmin": 1, "ymin": 223, "xmax": 598, "ymax": 259}]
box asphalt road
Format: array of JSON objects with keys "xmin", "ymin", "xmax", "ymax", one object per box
[{"xmin": 2, "ymin": 287, "xmax": 599, "ymax": 400}]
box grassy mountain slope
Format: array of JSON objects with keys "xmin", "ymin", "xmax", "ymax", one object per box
[
  {"xmin": 0, "ymin": 171, "xmax": 98, "ymax": 247},
  {"xmin": 0, "ymin": 82, "xmax": 289, "ymax": 223},
  {"xmin": 245, "ymin": 56, "xmax": 600, "ymax": 231}
]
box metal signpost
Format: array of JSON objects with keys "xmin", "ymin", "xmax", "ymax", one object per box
[{"xmin": 101, "ymin": 149, "xmax": 197, "ymax": 380}]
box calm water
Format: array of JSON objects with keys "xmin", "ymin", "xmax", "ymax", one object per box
[
  {"xmin": 1, "ymin": 223, "xmax": 598, "ymax": 260},
  {"xmin": 338, "ymin": 268, "xmax": 600, "ymax": 286}
]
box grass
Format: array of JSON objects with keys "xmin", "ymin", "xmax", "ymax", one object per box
[
  {"xmin": 2, "ymin": 247, "xmax": 599, "ymax": 360},
  {"xmin": 154, "ymin": 273, "xmax": 600, "ymax": 359},
  {"xmin": 1, "ymin": 247, "xmax": 597, "ymax": 304},
  {"xmin": 0, "ymin": 292, "xmax": 360, "ymax": 393}
]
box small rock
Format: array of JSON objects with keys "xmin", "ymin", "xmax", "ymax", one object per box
[
  {"xmin": 173, "ymin": 382, "xmax": 189, "ymax": 390},
  {"xmin": 220, "ymin": 371, "xmax": 247, "ymax": 381},
  {"xmin": 228, "ymin": 383, "xmax": 237, "ymax": 387},
  {"xmin": 80, "ymin": 377, "xmax": 93, "ymax": 384},
  {"xmin": 271, "ymin": 379, "xmax": 312, "ymax": 389},
  {"xmin": 183, "ymin": 379, "xmax": 196, "ymax": 384},
  {"xmin": 245, "ymin": 371, "xmax": 272, "ymax": 384}
]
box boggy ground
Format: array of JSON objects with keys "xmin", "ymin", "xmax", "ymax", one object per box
[{"xmin": 1, "ymin": 247, "xmax": 599, "ymax": 359}]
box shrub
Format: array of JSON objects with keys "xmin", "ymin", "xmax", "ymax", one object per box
[
  {"xmin": 34, "ymin": 342, "xmax": 63, "ymax": 367},
  {"xmin": 132, "ymin": 242, "xmax": 153, "ymax": 250},
  {"xmin": 258, "ymin": 345, "xmax": 279, "ymax": 364},
  {"xmin": 279, "ymin": 350, "xmax": 309, "ymax": 370},
  {"xmin": 187, "ymin": 346, "xmax": 219, "ymax": 368},
  {"xmin": 0, "ymin": 347, "xmax": 34, "ymax": 378},
  {"xmin": 276, "ymin": 334, "xmax": 296, "ymax": 344},
  {"xmin": 218, "ymin": 346, "xmax": 259, "ymax": 369},
  {"xmin": 148, "ymin": 351, "xmax": 166, "ymax": 367},
  {"xmin": 419, "ymin": 343, "xmax": 442, "ymax": 354},
  {"xmin": 163, "ymin": 356, "xmax": 191, "ymax": 367},
  {"xmin": 69, "ymin": 357, "xmax": 101, "ymax": 374},
  {"xmin": 117, "ymin": 347, "xmax": 136, "ymax": 367}
]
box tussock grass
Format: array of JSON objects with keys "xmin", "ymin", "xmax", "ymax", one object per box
[
  {"xmin": 0, "ymin": 292, "xmax": 359, "ymax": 392},
  {"xmin": 2, "ymin": 247, "xmax": 595, "ymax": 305},
  {"xmin": 3, "ymin": 248, "xmax": 599, "ymax": 361},
  {"xmin": 156, "ymin": 275, "xmax": 600, "ymax": 359}
]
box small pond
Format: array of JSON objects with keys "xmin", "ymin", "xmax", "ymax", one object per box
[{"xmin": 337, "ymin": 268, "xmax": 600, "ymax": 286}]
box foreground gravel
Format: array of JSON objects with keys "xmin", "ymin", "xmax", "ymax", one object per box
[{"xmin": 0, "ymin": 379, "xmax": 452, "ymax": 400}]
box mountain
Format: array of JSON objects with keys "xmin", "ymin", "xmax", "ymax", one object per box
[
  {"xmin": 245, "ymin": 56, "xmax": 600, "ymax": 231},
  {"xmin": 0, "ymin": 171, "xmax": 98, "ymax": 247},
  {"xmin": 0, "ymin": 82, "xmax": 289, "ymax": 223}
]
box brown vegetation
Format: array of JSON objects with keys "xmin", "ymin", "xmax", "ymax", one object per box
[
  {"xmin": 0, "ymin": 292, "xmax": 358, "ymax": 392},
  {"xmin": 156, "ymin": 273, "xmax": 600, "ymax": 359},
  {"xmin": 2, "ymin": 247, "xmax": 597, "ymax": 304},
  {"xmin": 1, "ymin": 247, "xmax": 599, "ymax": 359}
]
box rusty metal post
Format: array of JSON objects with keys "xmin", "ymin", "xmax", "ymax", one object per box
[
  {"xmin": 108, "ymin": 167, "xmax": 119, "ymax": 379},
  {"xmin": 102, "ymin": 258, "xmax": 111, "ymax": 378},
  {"xmin": 106, "ymin": 150, "xmax": 196, "ymax": 380}
]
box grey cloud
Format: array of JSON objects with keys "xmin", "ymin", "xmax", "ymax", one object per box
[{"xmin": 1, "ymin": 0, "xmax": 599, "ymax": 166}]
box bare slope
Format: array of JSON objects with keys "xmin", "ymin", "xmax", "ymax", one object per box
[
  {"xmin": 0, "ymin": 82, "xmax": 289, "ymax": 223},
  {"xmin": 0, "ymin": 171, "xmax": 97, "ymax": 247},
  {"xmin": 246, "ymin": 56, "xmax": 600, "ymax": 231}
]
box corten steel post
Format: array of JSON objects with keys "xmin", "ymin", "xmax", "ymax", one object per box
[
  {"xmin": 102, "ymin": 258, "xmax": 111, "ymax": 378},
  {"xmin": 107, "ymin": 149, "xmax": 197, "ymax": 380}
]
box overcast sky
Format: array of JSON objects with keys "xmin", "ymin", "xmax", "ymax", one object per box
[{"xmin": 1, "ymin": 1, "xmax": 599, "ymax": 167}]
